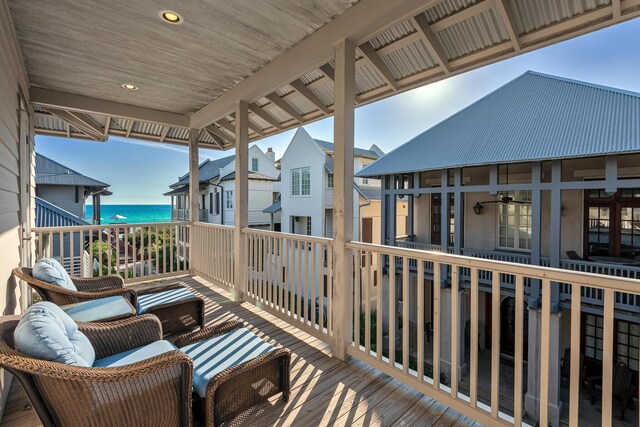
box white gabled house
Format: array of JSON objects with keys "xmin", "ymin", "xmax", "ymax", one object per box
[
  {"xmin": 275, "ymin": 128, "xmax": 405, "ymax": 243},
  {"xmin": 167, "ymin": 145, "xmax": 278, "ymax": 228}
]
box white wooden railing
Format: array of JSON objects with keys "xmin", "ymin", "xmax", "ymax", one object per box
[
  {"xmin": 33, "ymin": 222, "xmax": 190, "ymax": 283},
  {"xmin": 190, "ymin": 222, "xmax": 234, "ymax": 288},
  {"xmin": 243, "ymin": 228, "xmax": 334, "ymax": 343},
  {"xmin": 346, "ymin": 241, "xmax": 640, "ymax": 427}
]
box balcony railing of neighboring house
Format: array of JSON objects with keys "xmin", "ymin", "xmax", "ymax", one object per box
[
  {"xmin": 34, "ymin": 222, "xmax": 190, "ymax": 283},
  {"xmin": 34, "ymin": 223, "xmax": 640, "ymax": 426}
]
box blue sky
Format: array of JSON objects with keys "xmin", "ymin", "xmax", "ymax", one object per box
[{"xmin": 35, "ymin": 18, "xmax": 640, "ymax": 205}]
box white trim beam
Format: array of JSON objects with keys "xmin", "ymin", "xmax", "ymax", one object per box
[
  {"xmin": 203, "ymin": 127, "xmax": 225, "ymax": 150},
  {"xmin": 290, "ymin": 79, "xmax": 331, "ymax": 114},
  {"xmin": 47, "ymin": 108, "xmax": 105, "ymax": 141},
  {"xmin": 103, "ymin": 116, "xmax": 111, "ymax": 138},
  {"xmin": 410, "ymin": 14, "xmax": 451, "ymax": 74},
  {"xmin": 319, "ymin": 64, "xmax": 336, "ymax": 81},
  {"xmin": 359, "ymin": 41, "xmax": 399, "ymax": 91},
  {"xmin": 248, "ymin": 103, "xmax": 283, "ymax": 130},
  {"xmin": 613, "ymin": 0, "xmax": 622, "ymax": 18},
  {"xmin": 216, "ymin": 117, "xmax": 236, "ymax": 136},
  {"xmin": 204, "ymin": 124, "xmax": 234, "ymax": 144},
  {"xmin": 430, "ymin": 0, "xmax": 494, "ymax": 32},
  {"xmin": 159, "ymin": 125, "xmax": 170, "ymax": 143},
  {"xmin": 125, "ymin": 120, "xmax": 134, "ymax": 137},
  {"xmin": 494, "ymin": 0, "xmax": 521, "ymax": 51},
  {"xmin": 31, "ymin": 87, "xmax": 189, "ymax": 128},
  {"xmin": 265, "ymin": 93, "xmax": 304, "ymax": 123}
]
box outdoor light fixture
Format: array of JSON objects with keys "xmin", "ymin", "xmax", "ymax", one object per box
[
  {"xmin": 473, "ymin": 202, "xmax": 483, "ymax": 215},
  {"xmin": 160, "ymin": 10, "xmax": 182, "ymax": 24},
  {"xmin": 121, "ymin": 83, "xmax": 138, "ymax": 91}
]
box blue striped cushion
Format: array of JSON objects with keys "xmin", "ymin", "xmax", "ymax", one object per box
[
  {"xmin": 180, "ymin": 328, "xmax": 275, "ymax": 398},
  {"xmin": 136, "ymin": 288, "xmax": 196, "ymax": 314}
]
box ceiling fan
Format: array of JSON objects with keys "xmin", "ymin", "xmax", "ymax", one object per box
[{"xmin": 480, "ymin": 195, "xmax": 531, "ymax": 205}]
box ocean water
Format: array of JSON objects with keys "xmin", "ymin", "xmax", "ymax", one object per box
[{"xmin": 86, "ymin": 205, "xmax": 171, "ymax": 224}]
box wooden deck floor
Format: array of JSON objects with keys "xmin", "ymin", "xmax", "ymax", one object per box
[{"xmin": 0, "ymin": 275, "xmax": 477, "ymax": 427}]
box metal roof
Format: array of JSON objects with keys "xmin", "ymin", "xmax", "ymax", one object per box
[
  {"xmin": 35, "ymin": 153, "xmax": 110, "ymax": 188},
  {"xmin": 220, "ymin": 171, "xmax": 278, "ymax": 182},
  {"xmin": 263, "ymin": 200, "xmax": 282, "ymax": 214},
  {"xmin": 358, "ymin": 71, "xmax": 640, "ymax": 177},
  {"xmin": 35, "ymin": 197, "xmax": 89, "ymax": 227},
  {"xmin": 163, "ymin": 187, "xmax": 189, "ymax": 196},
  {"xmin": 354, "ymin": 184, "xmax": 382, "ymax": 201},
  {"xmin": 314, "ymin": 139, "xmax": 382, "ymax": 159},
  {"xmin": 171, "ymin": 155, "xmax": 235, "ymax": 188}
]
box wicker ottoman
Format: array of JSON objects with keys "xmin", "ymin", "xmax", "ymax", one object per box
[
  {"xmin": 136, "ymin": 284, "xmax": 205, "ymax": 336},
  {"xmin": 175, "ymin": 323, "xmax": 290, "ymax": 427}
]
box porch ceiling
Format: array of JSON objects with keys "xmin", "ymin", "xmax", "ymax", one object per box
[{"xmin": 9, "ymin": 0, "xmax": 640, "ymax": 149}]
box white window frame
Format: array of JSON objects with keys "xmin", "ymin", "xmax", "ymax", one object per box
[
  {"xmin": 251, "ymin": 157, "xmax": 259, "ymax": 172},
  {"xmin": 291, "ymin": 167, "xmax": 310, "ymax": 197},
  {"xmin": 497, "ymin": 190, "xmax": 532, "ymax": 251},
  {"xmin": 225, "ymin": 190, "xmax": 234, "ymax": 209},
  {"xmin": 306, "ymin": 217, "xmax": 312, "ymax": 236},
  {"xmin": 327, "ymin": 173, "xmax": 334, "ymax": 188},
  {"xmin": 361, "ymin": 163, "xmax": 369, "ymax": 185}
]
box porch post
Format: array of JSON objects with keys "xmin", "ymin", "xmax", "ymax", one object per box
[
  {"xmin": 188, "ymin": 129, "xmax": 200, "ymax": 222},
  {"xmin": 332, "ymin": 38, "xmax": 356, "ymax": 360},
  {"xmin": 188, "ymin": 129, "xmax": 200, "ymax": 272},
  {"xmin": 234, "ymin": 101, "xmax": 249, "ymax": 302}
]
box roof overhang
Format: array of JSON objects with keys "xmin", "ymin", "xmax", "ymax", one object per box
[{"xmin": 13, "ymin": 0, "xmax": 640, "ymax": 150}]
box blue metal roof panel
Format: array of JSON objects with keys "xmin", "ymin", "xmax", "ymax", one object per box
[
  {"xmin": 35, "ymin": 153, "xmax": 110, "ymax": 188},
  {"xmin": 35, "ymin": 197, "xmax": 89, "ymax": 227},
  {"xmin": 358, "ymin": 72, "xmax": 640, "ymax": 177},
  {"xmin": 171, "ymin": 154, "xmax": 235, "ymax": 187}
]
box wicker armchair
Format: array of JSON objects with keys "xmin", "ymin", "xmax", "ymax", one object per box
[
  {"xmin": 0, "ymin": 314, "xmax": 193, "ymax": 427},
  {"xmin": 13, "ymin": 267, "xmax": 138, "ymax": 306}
]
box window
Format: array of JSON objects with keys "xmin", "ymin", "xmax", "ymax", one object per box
[
  {"xmin": 306, "ymin": 217, "xmax": 312, "ymax": 236},
  {"xmin": 225, "ymin": 191, "xmax": 234, "ymax": 209},
  {"xmin": 430, "ymin": 194, "xmax": 455, "ymax": 246},
  {"xmin": 618, "ymin": 321, "xmax": 640, "ymax": 370},
  {"xmin": 202, "ymin": 194, "xmax": 206, "ymax": 210},
  {"xmin": 497, "ymin": 191, "xmax": 532, "ymax": 250},
  {"xmin": 584, "ymin": 314, "xmax": 604, "ymax": 361},
  {"xmin": 215, "ymin": 191, "xmax": 220, "ymax": 214},
  {"xmin": 251, "ymin": 158, "xmax": 259, "ymax": 172},
  {"xmin": 327, "ymin": 173, "xmax": 334, "ymax": 188},
  {"xmin": 291, "ymin": 167, "xmax": 310, "ymax": 196},
  {"xmin": 585, "ymin": 189, "xmax": 640, "ymax": 259},
  {"xmin": 209, "ymin": 193, "xmax": 213, "ymax": 214},
  {"xmin": 362, "ymin": 163, "xmax": 369, "ymax": 185}
]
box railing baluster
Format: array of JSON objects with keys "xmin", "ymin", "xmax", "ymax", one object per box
[
  {"xmin": 540, "ymin": 279, "xmax": 551, "ymax": 427},
  {"xmin": 569, "ymin": 283, "xmax": 582, "ymax": 427},
  {"xmin": 354, "ymin": 249, "xmax": 361, "ymax": 348},
  {"xmin": 311, "ymin": 242, "xmax": 317, "ymax": 329},
  {"xmin": 327, "ymin": 244, "xmax": 333, "ymax": 336},
  {"xmin": 296, "ymin": 241, "xmax": 302, "ymax": 321},
  {"xmin": 491, "ymin": 271, "xmax": 501, "ymax": 418},
  {"xmin": 155, "ymin": 225, "xmax": 159, "ymax": 276},
  {"xmin": 303, "ymin": 240, "xmax": 309, "ymax": 325},
  {"xmin": 79, "ymin": 229, "xmax": 84, "ymax": 277},
  {"xmin": 602, "ymin": 288, "xmax": 615, "ymax": 427},
  {"xmin": 432, "ymin": 261, "xmax": 441, "ymax": 389},
  {"xmin": 514, "ymin": 274, "xmax": 524, "ymax": 425},
  {"xmin": 377, "ymin": 252, "xmax": 383, "ymax": 361},
  {"xmin": 365, "ymin": 251, "xmax": 371, "ymax": 355},
  {"xmin": 402, "ymin": 256, "xmax": 409, "ymax": 374},
  {"xmin": 470, "ymin": 267, "xmax": 478, "ymax": 407},
  {"xmin": 277, "ymin": 237, "xmax": 282, "ymax": 312},
  {"xmin": 59, "ymin": 230, "xmax": 64, "ymax": 271},
  {"xmin": 97, "ymin": 229, "xmax": 103, "ymax": 277},
  {"xmin": 389, "ymin": 255, "xmax": 396, "ymax": 367},
  {"xmin": 319, "ymin": 240, "xmax": 324, "ymax": 331},
  {"xmin": 450, "ymin": 264, "xmax": 459, "ymax": 398}
]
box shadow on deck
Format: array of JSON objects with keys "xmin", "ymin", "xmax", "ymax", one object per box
[{"xmin": 0, "ymin": 275, "xmax": 476, "ymax": 427}]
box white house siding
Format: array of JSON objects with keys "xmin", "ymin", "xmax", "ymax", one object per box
[
  {"xmin": 0, "ymin": 2, "xmax": 31, "ymax": 416},
  {"xmin": 37, "ymin": 185, "xmax": 86, "ymax": 219},
  {"xmin": 280, "ymin": 129, "xmax": 326, "ymax": 236}
]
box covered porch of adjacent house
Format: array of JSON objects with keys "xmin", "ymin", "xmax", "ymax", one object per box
[{"xmin": 4, "ymin": 1, "xmax": 640, "ymax": 427}]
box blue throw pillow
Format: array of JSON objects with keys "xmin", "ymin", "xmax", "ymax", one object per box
[
  {"xmin": 14, "ymin": 302, "xmax": 95, "ymax": 367},
  {"xmin": 32, "ymin": 258, "xmax": 76, "ymax": 291}
]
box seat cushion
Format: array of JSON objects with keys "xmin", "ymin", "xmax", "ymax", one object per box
[
  {"xmin": 179, "ymin": 328, "xmax": 275, "ymax": 398},
  {"xmin": 136, "ymin": 288, "xmax": 196, "ymax": 314},
  {"xmin": 14, "ymin": 302, "xmax": 95, "ymax": 367},
  {"xmin": 93, "ymin": 340, "xmax": 177, "ymax": 368},
  {"xmin": 32, "ymin": 258, "xmax": 76, "ymax": 291}
]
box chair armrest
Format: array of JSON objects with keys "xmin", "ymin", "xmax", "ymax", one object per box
[
  {"xmin": 173, "ymin": 320, "xmax": 244, "ymax": 347},
  {"xmin": 79, "ymin": 314, "xmax": 163, "ymax": 359},
  {"xmin": 64, "ymin": 288, "xmax": 138, "ymax": 307},
  {"xmin": 15, "ymin": 351, "xmax": 193, "ymax": 427},
  {"xmin": 72, "ymin": 275, "xmax": 124, "ymax": 292},
  {"xmin": 134, "ymin": 282, "xmax": 187, "ymax": 296}
]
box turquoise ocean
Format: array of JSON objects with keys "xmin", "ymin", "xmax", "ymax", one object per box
[{"xmin": 86, "ymin": 205, "xmax": 171, "ymax": 224}]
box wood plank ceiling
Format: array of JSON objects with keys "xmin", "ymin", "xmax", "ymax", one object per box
[{"xmin": 9, "ymin": 0, "xmax": 640, "ymax": 149}]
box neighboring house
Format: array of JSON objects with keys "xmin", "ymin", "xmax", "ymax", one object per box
[
  {"xmin": 35, "ymin": 153, "xmax": 111, "ymax": 224},
  {"xmin": 35, "ymin": 153, "xmax": 111, "ymax": 275},
  {"xmin": 357, "ymin": 71, "xmax": 640, "ymax": 424},
  {"xmin": 274, "ymin": 127, "xmax": 407, "ymax": 242},
  {"xmin": 166, "ymin": 145, "xmax": 279, "ymax": 228}
]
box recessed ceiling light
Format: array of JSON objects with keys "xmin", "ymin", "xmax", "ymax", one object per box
[
  {"xmin": 121, "ymin": 83, "xmax": 138, "ymax": 91},
  {"xmin": 160, "ymin": 10, "xmax": 182, "ymax": 24}
]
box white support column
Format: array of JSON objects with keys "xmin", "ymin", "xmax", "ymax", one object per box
[
  {"xmin": 234, "ymin": 101, "xmax": 249, "ymax": 302},
  {"xmin": 332, "ymin": 38, "xmax": 356, "ymax": 360},
  {"xmin": 188, "ymin": 129, "xmax": 200, "ymax": 222}
]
